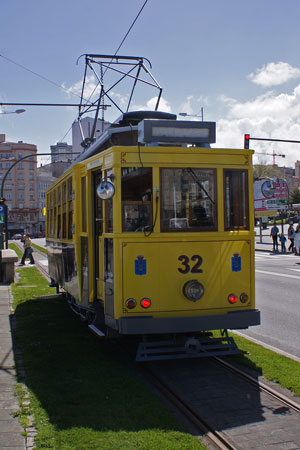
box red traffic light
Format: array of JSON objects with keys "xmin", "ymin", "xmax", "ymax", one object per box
[{"xmin": 244, "ymin": 134, "xmax": 250, "ymax": 149}]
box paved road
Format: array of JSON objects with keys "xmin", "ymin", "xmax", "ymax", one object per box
[{"xmin": 240, "ymin": 251, "xmax": 300, "ymax": 361}]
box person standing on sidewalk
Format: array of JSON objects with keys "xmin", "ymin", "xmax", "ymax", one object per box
[
  {"xmin": 19, "ymin": 233, "xmax": 35, "ymax": 265},
  {"xmin": 288, "ymin": 223, "xmax": 295, "ymax": 252},
  {"xmin": 279, "ymin": 233, "xmax": 287, "ymax": 253},
  {"xmin": 294, "ymin": 224, "xmax": 300, "ymax": 255},
  {"xmin": 270, "ymin": 223, "xmax": 279, "ymax": 252}
]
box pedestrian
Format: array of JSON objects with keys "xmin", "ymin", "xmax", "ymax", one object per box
[
  {"xmin": 270, "ymin": 222, "xmax": 279, "ymax": 252},
  {"xmin": 287, "ymin": 223, "xmax": 295, "ymax": 252},
  {"xmin": 279, "ymin": 233, "xmax": 287, "ymax": 253},
  {"xmin": 294, "ymin": 224, "xmax": 300, "ymax": 256},
  {"xmin": 19, "ymin": 233, "xmax": 35, "ymax": 265}
]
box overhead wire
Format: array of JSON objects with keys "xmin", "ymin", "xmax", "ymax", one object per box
[{"xmin": 0, "ymin": 0, "xmax": 151, "ymax": 144}]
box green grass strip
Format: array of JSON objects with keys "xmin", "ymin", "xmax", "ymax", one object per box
[
  {"xmin": 11, "ymin": 268, "xmax": 205, "ymax": 450},
  {"xmin": 31, "ymin": 243, "xmax": 48, "ymax": 255},
  {"xmin": 230, "ymin": 333, "xmax": 300, "ymax": 397},
  {"xmin": 8, "ymin": 243, "xmax": 23, "ymax": 259}
]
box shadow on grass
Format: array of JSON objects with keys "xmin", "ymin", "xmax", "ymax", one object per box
[{"xmin": 11, "ymin": 296, "xmax": 180, "ymax": 433}]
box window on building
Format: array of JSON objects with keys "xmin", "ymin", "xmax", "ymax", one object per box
[
  {"xmin": 18, "ymin": 194, "xmax": 24, "ymax": 200},
  {"xmin": 5, "ymin": 184, "xmax": 12, "ymax": 190},
  {"xmin": 0, "ymin": 163, "xmax": 2, "ymax": 169},
  {"xmin": 5, "ymin": 162, "xmax": 11, "ymax": 169},
  {"xmin": 29, "ymin": 173, "xmax": 34, "ymax": 180},
  {"xmin": 18, "ymin": 184, "xmax": 25, "ymax": 189},
  {"xmin": 18, "ymin": 173, "xmax": 24, "ymax": 180},
  {"xmin": 29, "ymin": 163, "xmax": 34, "ymax": 170},
  {"xmin": 19, "ymin": 203, "xmax": 24, "ymax": 209},
  {"xmin": 18, "ymin": 163, "xmax": 23, "ymax": 169},
  {"xmin": 29, "ymin": 183, "xmax": 34, "ymax": 190},
  {"xmin": 18, "ymin": 154, "xmax": 23, "ymax": 160}
]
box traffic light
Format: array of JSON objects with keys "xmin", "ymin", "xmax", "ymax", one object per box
[{"xmin": 244, "ymin": 134, "xmax": 250, "ymax": 149}]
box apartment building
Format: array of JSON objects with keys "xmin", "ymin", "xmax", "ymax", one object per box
[{"xmin": 0, "ymin": 134, "xmax": 39, "ymax": 236}]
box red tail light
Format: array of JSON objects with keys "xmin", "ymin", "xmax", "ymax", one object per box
[
  {"xmin": 141, "ymin": 298, "xmax": 151, "ymax": 308},
  {"xmin": 228, "ymin": 294, "xmax": 237, "ymax": 304}
]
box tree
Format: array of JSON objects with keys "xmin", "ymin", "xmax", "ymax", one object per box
[
  {"xmin": 290, "ymin": 188, "xmax": 300, "ymax": 204},
  {"xmin": 253, "ymin": 164, "xmax": 280, "ymax": 180}
]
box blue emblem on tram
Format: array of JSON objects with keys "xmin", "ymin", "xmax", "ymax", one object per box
[
  {"xmin": 135, "ymin": 255, "xmax": 147, "ymax": 275},
  {"xmin": 231, "ymin": 253, "xmax": 241, "ymax": 272}
]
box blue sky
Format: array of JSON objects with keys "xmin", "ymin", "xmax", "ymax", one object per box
[{"xmin": 1, "ymin": 0, "xmax": 300, "ymax": 167}]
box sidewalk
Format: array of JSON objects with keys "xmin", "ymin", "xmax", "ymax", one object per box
[
  {"xmin": 255, "ymin": 224, "xmax": 293, "ymax": 253},
  {"xmin": 0, "ymin": 284, "xmax": 26, "ymax": 450}
]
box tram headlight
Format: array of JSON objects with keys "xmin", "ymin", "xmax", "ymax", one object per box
[
  {"xmin": 183, "ymin": 280, "xmax": 204, "ymax": 302},
  {"xmin": 228, "ymin": 294, "xmax": 237, "ymax": 304},
  {"xmin": 126, "ymin": 298, "xmax": 137, "ymax": 309},
  {"xmin": 240, "ymin": 293, "xmax": 249, "ymax": 303}
]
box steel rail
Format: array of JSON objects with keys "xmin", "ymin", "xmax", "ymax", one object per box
[
  {"xmin": 139, "ymin": 363, "xmax": 238, "ymax": 450},
  {"xmin": 214, "ymin": 356, "xmax": 300, "ymax": 413}
]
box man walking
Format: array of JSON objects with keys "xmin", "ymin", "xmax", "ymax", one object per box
[
  {"xmin": 270, "ymin": 223, "xmax": 279, "ymax": 252},
  {"xmin": 19, "ymin": 233, "xmax": 35, "ymax": 265}
]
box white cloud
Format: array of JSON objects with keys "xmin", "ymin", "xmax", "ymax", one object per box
[
  {"xmin": 62, "ymin": 75, "xmax": 98, "ymax": 101},
  {"xmin": 132, "ymin": 96, "xmax": 172, "ymax": 112},
  {"xmin": 215, "ymin": 83, "xmax": 300, "ymax": 166},
  {"xmin": 248, "ymin": 62, "xmax": 300, "ymax": 87}
]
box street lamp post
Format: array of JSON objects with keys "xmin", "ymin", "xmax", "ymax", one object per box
[
  {"xmin": 0, "ymin": 109, "xmax": 26, "ymax": 115},
  {"xmin": 179, "ymin": 108, "xmax": 204, "ymax": 121}
]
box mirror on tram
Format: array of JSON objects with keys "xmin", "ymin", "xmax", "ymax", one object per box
[{"xmin": 96, "ymin": 179, "xmax": 115, "ymax": 200}]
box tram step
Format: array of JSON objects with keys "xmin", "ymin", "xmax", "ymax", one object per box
[
  {"xmin": 136, "ymin": 335, "xmax": 240, "ymax": 362},
  {"xmin": 88, "ymin": 324, "xmax": 105, "ymax": 338}
]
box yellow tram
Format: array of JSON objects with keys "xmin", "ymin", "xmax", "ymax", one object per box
[{"xmin": 46, "ymin": 110, "xmax": 260, "ymax": 360}]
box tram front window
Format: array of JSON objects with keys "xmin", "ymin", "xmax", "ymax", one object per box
[
  {"xmin": 161, "ymin": 168, "xmax": 217, "ymax": 232},
  {"xmin": 121, "ymin": 167, "xmax": 153, "ymax": 232}
]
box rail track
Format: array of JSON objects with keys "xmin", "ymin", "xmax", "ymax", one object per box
[{"xmin": 137, "ymin": 355, "xmax": 300, "ymax": 449}]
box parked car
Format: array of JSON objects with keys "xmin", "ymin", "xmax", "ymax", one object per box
[{"xmin": 11, "ymin": 234, "xmax": 22, "ymax": 240}]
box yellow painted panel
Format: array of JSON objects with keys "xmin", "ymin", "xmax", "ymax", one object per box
[{"xmin": 122, "ymin": 240, "xmax": 252, "ymax": 316}]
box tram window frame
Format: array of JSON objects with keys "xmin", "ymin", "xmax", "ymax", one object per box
[
  {"xmin": 105, "ymin": 169, "xmax": 114, "ymax": 233},
  {"xmin": 160, "ymin": 168, "xmax": 217, "ymax": 232},
  {"xmin": 224, "ymin": 169, "xmax": 249, "ymax": 230},
  {"xmin": 121, "ymin": 167, "xmax": 153, "ymax": 232},
  {"xmin": 67, "ymin": 177, "xmax": 73, "ymax": 240},
  {"xmin": 81, "ymin": 177, "xmax": 87, "ymax": 233}
]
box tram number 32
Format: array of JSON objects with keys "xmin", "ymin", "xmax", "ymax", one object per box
[{"xmin": 178, "ymin": 255, "xmax": 203, "ymax": 274}]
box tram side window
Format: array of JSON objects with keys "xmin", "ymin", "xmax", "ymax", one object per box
[
  {"xmin": 160, "ymin": 168, "xmax": 217, "ymax": 232},
  {"xmin": 121, "ymin": 167, "xmax": 152, "ymax": 232},
  {"xmin": 224, "ymin": 170, "xmax": 249, "ymax": 230}
]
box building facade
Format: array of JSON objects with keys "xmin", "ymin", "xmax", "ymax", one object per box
[
  {"xmin": 36, "ymin": 164, "xmax": 57, "ymax": 234},
  {"xmin": 0, "ymin": 134, "xmax": 39, "ymax": 236}
]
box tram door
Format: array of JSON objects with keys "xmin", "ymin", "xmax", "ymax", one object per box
[{"xmin": 93, "ymin": 170, "xmax": 104, "ymax": 300}]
